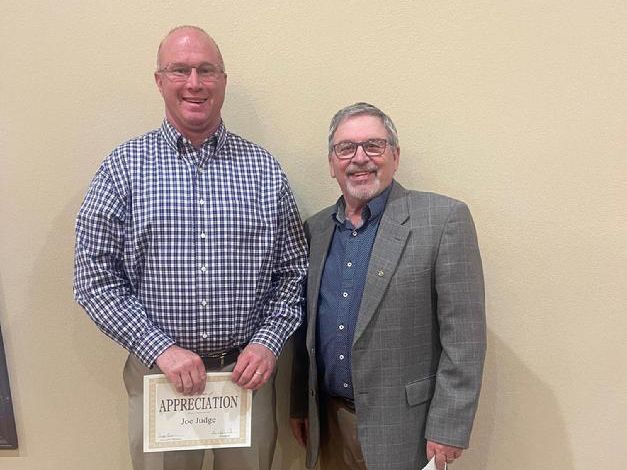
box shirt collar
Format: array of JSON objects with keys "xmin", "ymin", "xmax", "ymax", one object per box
[
  {"xmin": 160, "ymin": 119, "xmax": 228, "ymax": 156},
  {"xmin": 333, "ymin": 184, "xmax": 393, "ymax": 228}
]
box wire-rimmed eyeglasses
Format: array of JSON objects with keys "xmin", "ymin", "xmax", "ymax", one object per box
[{"xmin": 158, "ymin": 62, "xmax": 225, "ymax": 82}]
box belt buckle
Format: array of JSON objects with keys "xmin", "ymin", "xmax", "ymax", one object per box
[
  {"xmin": 216, "ymin": 352, "xmax": 228, "ymax": 368},
  {"xmin": 206, "ymin": 348, "xmax": 238, "ymax": 368},
  {"xmin": 204, "ymin": 350, "xmax": 226, "ymax": 368}
]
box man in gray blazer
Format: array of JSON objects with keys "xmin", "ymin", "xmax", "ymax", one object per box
[{"xmin": 290, "ymin": 102, "xmax": 486, "ymax": 470}]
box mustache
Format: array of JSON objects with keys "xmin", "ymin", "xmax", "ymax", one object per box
[{"xmin": 346, "ymin": 164, "xmax": 378, "ymax": 175}]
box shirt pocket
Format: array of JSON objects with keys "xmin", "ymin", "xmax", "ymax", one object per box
[{"xmin": 405, "ymin": 374, "xmax": 436, "ymax": 407}]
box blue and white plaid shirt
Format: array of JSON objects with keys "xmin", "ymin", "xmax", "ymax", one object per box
[{"xmin": 74, "ymin": 120, "xmax": 308, "ymax": 366}]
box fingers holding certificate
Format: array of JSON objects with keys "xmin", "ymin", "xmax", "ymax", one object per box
[
  {"xmin": 155, "ymin": 345, "xmax": 207, "ymax": 395},
  {"xmin": 231, "ymin": 343, "xmax": 277, "ymax": 390}
]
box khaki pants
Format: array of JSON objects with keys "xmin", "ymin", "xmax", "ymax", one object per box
[
  {"xmin": 123, "ymin": 354, "xmax": 277, "ymax": 470},
  {"xmin": 319, "ymin": 396, "xmax": 367, "ymax": 470}
]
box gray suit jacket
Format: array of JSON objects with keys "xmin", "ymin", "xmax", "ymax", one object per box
[{"xmin": 291, "ymin": 181, "xmax": 486, "ymax": 470}]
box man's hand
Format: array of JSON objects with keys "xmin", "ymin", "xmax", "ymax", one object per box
[
  {"xmin": 155, "ymin": 345, "xmax": 206, "ymax": 395},
  {"xmin": 231, "ymin": 343, "xmax": 276, "ymax": 390},
  {"xmin": 427, "ymin": 440, "xmax": 463, "ymax": 469},
  {"xmin": 290, "ymin": 417, "xmax": 308, "ymax": 447}
]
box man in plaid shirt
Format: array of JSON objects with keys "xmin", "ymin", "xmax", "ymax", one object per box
[{"xmin": 74, "ymin": 25, "xmax": 307, "ymax": 470}]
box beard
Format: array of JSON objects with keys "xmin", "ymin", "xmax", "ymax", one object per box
[{"xmin": 343, "ymin": 163, "xmax": 383, "ymax": 203}]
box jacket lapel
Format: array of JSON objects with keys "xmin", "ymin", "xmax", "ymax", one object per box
[{"xmin": 353, "ymin": 181, "xmax": 410, "ymax": 344}]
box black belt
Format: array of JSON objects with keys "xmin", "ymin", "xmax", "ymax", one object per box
[{"xmin": 201, "ymin": 346, "xmax": 242, "ymax": 370}]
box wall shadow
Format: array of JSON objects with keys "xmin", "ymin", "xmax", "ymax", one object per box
[
  {"xmin": 18, "ymin": 192, "xmax": 129, "ymax": 466},
  {"xmin": 461, "ymin": 330, "xmax": 575, "ymax": 469},
  {"xmin": 272, "ymin": 338, "xmax": 307, "ymax": 470}
]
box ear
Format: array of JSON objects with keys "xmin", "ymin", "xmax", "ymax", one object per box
[
  {"xmin": 328, "ymin": 154, "xmax": 337, "ymax": 179},
  {"xmin": 154, "ymin": 71, "xmax": 164, "ymax": 96},
  {"xmin": 392, "ymin": 145, "xmax": 401, "ymax": 171}
]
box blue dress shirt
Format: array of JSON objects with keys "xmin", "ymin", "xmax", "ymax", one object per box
[{"xmin": 317, "ymin": 185, "xmax": 391, "ymax": 399}]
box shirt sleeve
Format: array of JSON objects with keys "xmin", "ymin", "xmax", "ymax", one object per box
[
  {"xmin": 73, "ymin": 163, "xmax": 174, "ymax": 366},
  {"xmin": 249, "ymin": 175, "xmax": 308, "ymax": 356}
]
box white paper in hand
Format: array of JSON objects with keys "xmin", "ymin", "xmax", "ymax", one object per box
[{"xmin": 421, "ymin": 457, "xmax": 447, "ymax": 470}]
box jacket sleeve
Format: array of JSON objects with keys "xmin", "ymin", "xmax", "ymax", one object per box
[{"xmin": 425, "ymin": 201, "xmax": 486, "ymax": 448}]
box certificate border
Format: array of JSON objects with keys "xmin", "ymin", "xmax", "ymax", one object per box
[{"xmin": 144, "ymin": 373, "xmax": 251, "ymax": 452}]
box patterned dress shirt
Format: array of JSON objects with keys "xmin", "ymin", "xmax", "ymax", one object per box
[
  {"xmin": 74, "ymin": 120, "xmax": 308, "ymax": 366},
  {"xmin": 317, "ymin": 185, "xmax": 391, "ymax": 399}
]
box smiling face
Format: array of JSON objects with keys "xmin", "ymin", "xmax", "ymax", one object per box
[
  {"xmin": 329, "ymin": 114, "xmax": 400, "ymax": 212},
  {"xmin": 155, "ymin": 28, "xmax": 227, "ymax": 146}
]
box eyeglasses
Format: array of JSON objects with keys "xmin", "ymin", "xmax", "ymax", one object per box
[
  {"xmin": 332, "ymin": 139, "xmax": 389, "ymax": 159},
  {"xmin": 158, "ymin": 63, "xmax": 224, "ymax": 82}
]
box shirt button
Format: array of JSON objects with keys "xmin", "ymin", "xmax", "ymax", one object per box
[
  {"xmin": 347, "ymin": 262, "xmax": 352, "ymax": 267},
  {"xmin": 200, "ymin": 300, "xmax": 207, "ymax": 306},
  {"xmin": 338, "ymin": 324, "xmax": 345, "ymax": 330},
  {"xmin": 199, "ymin": 199, "xmax": 205, "ymax": 205},
  {"xmin": 201, "ymin": 332, "xmax": 208, "ymax": 339},
  {"xmin": 339, "ymin": 354, "xmax": 345, "ymax": 360},
  {"xmin": 200, "ymin": 266, "xmax": 207, "ymax": 272},
  {"xmin": 342, "ymin": 292, "xmax": 348, "ymax": 298},
  {"xmin": 200, "ymin": 232, "xmax": 206, "ymax": 239},
  {"xmin": 343, "ymin": 383, "xmax": 349, "ymax": 388},
  {"xmin": 352, "ymin": 231, "xmax": 357, "ymax": 237}
]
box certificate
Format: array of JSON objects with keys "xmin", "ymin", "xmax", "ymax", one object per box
[{"xmin": 143, "ymin": 373, "xmax": 252, "ymax": 452}]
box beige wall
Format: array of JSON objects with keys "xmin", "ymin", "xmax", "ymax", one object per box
[{"xmin": 1, "ymin": 1, "xmax": 625, "ymax": 469}]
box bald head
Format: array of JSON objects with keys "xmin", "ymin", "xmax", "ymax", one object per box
[
  {"xmin": 157, "ymin": 25, "xmax": 225, "ymax": 71},
  {"xmin": 154, "ymin": 25, "xmax": 227, "ymax": 147}
]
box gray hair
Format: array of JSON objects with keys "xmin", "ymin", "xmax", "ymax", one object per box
[
  {"xmin": 157, "ymin": 25, "xmax": 225, "ymax": 71},
  {"xmin": 328, "ymin": 102, "xmax": 399, "ymax": 154}
]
